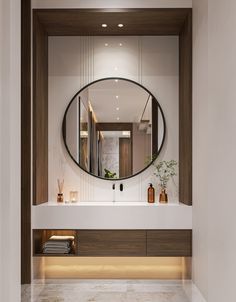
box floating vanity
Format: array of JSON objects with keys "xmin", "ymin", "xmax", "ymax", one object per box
[{"xmin": 32, "ymin": 202, "xmax": 192, "ymax": 258}]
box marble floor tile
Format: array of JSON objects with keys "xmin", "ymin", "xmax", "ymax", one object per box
[{"xmin": 21, "ymin": 279, "xmax": 205, "ymax": 302}]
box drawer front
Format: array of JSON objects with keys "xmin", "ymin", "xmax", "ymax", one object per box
[
  {"xmin": 147, "ymin": 230, "xmax": 192, "ymax": 256},
  {"xmin": 77, "ymin": 230, "xmax": 146, "ymax": 256}
]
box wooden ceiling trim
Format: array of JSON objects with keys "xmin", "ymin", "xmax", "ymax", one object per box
[{"xmin": 33, "ymin": 8, "xmax": 191, "ymax": 36}]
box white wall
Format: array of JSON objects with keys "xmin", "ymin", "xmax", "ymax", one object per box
[
  {"xmin": 48, "ymin": 36, "xmax": 179, "ymax": 202},
  {"xmin": 208, "ymin": 1, "xmax": 236, "ymax": 301},
  {"xmin": 192, "ymin": 0, "xmax": 209, "ymax": 298},
  {"xmin": 193, "ymin": 0, "xmax": 236, "ymax": 301},
  {"xmin": 0, "ymin": 0, "xmax": 21, "ymax": 301}
]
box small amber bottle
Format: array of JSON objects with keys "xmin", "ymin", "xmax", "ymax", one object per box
[
  {"xmin": 57, "ymin": 193, "xmax": 64, "ymax": 203},
  {"xmin": 148, "ymin": 183, "xmax": 155, "ymax": 203}
]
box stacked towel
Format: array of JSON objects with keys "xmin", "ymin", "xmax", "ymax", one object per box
[{"xmin": 42, "ymin": 235, "xmax": 75, "ymax": 254}]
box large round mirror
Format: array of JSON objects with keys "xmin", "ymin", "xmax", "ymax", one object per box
[{"xmin": 62, "ymin": 78, "xmax": 166, "ymax": 180}]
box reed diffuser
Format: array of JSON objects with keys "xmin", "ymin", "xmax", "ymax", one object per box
[{"xmin": 57, "ymin": 179, "xmax": 64, "ymax": 203}]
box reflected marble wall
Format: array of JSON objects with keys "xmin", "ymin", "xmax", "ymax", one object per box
[{"xmin": 101, "ymin": 137, "xmax": 119, "ymax": 178}]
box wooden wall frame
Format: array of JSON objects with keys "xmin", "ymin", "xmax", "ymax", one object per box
[
  {"xmin": 32, "ymin": 8, "xmax": 192, "ymax": 206},
  {"xmin": 21, "ymin": 0, "xmax": 31, "ymax": 284},
  {"xmin": 22, "ymin": 7, "xmax": 192, "ymax": 283}
]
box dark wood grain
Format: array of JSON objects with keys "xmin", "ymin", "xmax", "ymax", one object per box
[
  {"xmin": 96, "ymin": 123, "xmax": 133, "ymax": 131},
  {"xmin": 119, "ymin": 138, "xmax": 132, "ymax": 177},
  {"xmin": 33, "ymin": 12, "xmax": 48, "ymax": 205},
  {"xmin": 179, "ymin": 11, "xmax": 192, "ymax": 205},
  {"xmin": 152, "ymin": 98, "xmax": 158, "ymax": 156},
  {"xmin": 77, "ymin": 230, "xmax": 146, "ymax": 256},
  {"xmin": 32, "ymin": 229, "xmax": 192, "ymax": 257},
  {"xmin": 34, "ymin": 8, "xmax": 191, "ymax": 36},
  {"xmin": 147, "ymin": 230, "xmax": 192, "ymax": 256},
  {"xmin": 21, "ymin": 0, "xmax": 31, "ymax": 284}
]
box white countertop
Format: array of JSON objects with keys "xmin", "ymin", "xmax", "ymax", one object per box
[
  {"xmin": 32, "ymin": 201, "xmax": 192, "ymax": 230},
  {"xmin": 36, "ymin": 201, "xmax": 185, "ymax": 206}
]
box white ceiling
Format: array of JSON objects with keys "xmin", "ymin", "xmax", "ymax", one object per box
[{"xmin": 87, "ymin": 79, "xmax": 151, "ymax": 123}]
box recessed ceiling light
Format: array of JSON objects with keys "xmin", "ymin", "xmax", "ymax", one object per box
[
  {"xmin": 118, "ymin": 24, "xmax": 124, "ymax": 28},
  {"xmin": 116, "ymin": 107, "xmax": 119, "ymax": 111},
  {"xmin": 104, "ymin": 43, "xmax": 108, "ymax": 46},
  {"xmin": 114, "ymin": 66, "xmax": 118, "ymax": 71},
  {"xmin": 102, "ymin": 24, "xmax": 108, "ymax": 28},
  {"xmin": 115, "ymin": 79, "xmax": 118, "ymax": 82},
  {"xmin": 117, "ymin": 117, "xmax": 120, "ymax": 121},
  {"xmin": 116, "ymin": 95, "xmax": 119, "ymax": 99},
  {"xmin": 122, "ymin": 131, "xmax": 130, "ymax": 137},
  {"xmin": 119, "ymin": 43, "xmax": 123, "ymax": 46}
]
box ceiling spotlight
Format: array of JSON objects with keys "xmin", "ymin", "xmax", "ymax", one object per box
[
  {"xmin": 117, "ymin": 117, "xmax": 120, "ymax": 121},
  {"xmin": 116, "ymin": 95, "xmax": 119, "ymax": 99},
  {"xmin": 102, "ymin": 24, "xmax": 108, "ymax": 28},
  {"xmin": 116, "ymin": 107, "xmax": 119, "ymax": 111},
  {"xmin": 122, "ymin": 131, "xmax": 130, "ymax": 137},
  {"xmin": 118, "ymin": 24, "xmax": 124, "ymax": 28},
  {"xmin": 115, "ymin": 79, "xmax": 118, "ymax": 82},
  {"xmin": 104, "ymin": 43, "xmax": 108, "ymax": 46},
  {"xmin": 114, "ymin": 66, "xmax": 118, "ymax": 71},
  {"xmin": 119, "ymin": 43, "xmax": 123, "ymax": 46}
]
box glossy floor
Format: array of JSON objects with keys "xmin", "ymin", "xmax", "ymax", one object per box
[{"xmin": 21, "ymin": 280, "xmax": 206, "ymax": 302}]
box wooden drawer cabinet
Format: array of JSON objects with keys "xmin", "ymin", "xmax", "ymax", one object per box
[
  {"xmin": 33, "ymin": 229, "xmax": 192, "ymax": 257},
  {"xmin": 77, "ymin": 230, "xmax": 146, "ymax": 256},
  {"xmin": 147, "ymin": 230, "xmax": 192, "ymax": 256}
]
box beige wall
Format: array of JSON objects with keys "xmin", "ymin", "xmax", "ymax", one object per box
[
  {"xmin": 208, "ymin": 0, "xmax": 236, "ymax": 301},
  {"xmin": 0, "ymin": 0, "xmax": 21, "ymax": 301},
  {"xmin": 193, "ymin": 0, "xmax": 236, "ymax": 301},
  {"xmin": 192, "ymin": 0, "xmax": 209, "ymax": 298}
]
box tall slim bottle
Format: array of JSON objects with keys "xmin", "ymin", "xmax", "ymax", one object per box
[{"xmin": 148, "ymin": 183, "xmax": 155, "ymax": 203}]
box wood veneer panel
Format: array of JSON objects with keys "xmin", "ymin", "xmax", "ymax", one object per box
[
  {"xmin": 34, "ymin": 9, "xmax": 191, "ymax": 36},
  {"xmin": 152, "ymin": 98, "xmax": 158, "ymax": 156},
  {"xmin": 147, "ymin": 230, "xmax": 192, "ymax": 256},
  {"xmin": 21, "ymin": 0, "xmax": 31, "ymax": 284},
  {"xmin": 96, "ymin": 123, "xmax": 133, "ymax": 131},
  {"xmin": 33, "ymin": 13, "xmax": 48, "ymax": 204},
  {"xmin": 77, "ymin": 230, "xmax": 146, "ymax": 256},
  {"xmin": 179, "ymin": 11, "xmax": 192, "ymax": 205},
  {"xmin": 119, "ymin": 138, "xmax": 132, "ymax": 177}
]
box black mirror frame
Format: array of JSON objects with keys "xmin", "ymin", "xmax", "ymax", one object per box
[{"xmin": 62, "ymin": 77, "xmax": 166, "ymax": 181}]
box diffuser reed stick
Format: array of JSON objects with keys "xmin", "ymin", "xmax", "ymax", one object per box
[{"xmin": 57, "ymin": 179, "xmax": 64, "ymax": 202}]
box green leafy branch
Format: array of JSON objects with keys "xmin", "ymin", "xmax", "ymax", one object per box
[{"xmin": 153, "ymin": 160, "xmax": 177, "ymax": 189}]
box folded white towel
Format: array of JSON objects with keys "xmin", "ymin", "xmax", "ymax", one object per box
[
  {"xmin": 43, "ymin": 241, "xmax": 71, "ymax": 248},
  {"xmin": 43, "ymin": 247, "xmax": 71, "ymax": 254}
]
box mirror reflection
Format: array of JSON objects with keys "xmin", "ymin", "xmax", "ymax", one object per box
[{"xmin": 63, "ymin": 78, "xmax": 165, "ymax": 179}]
